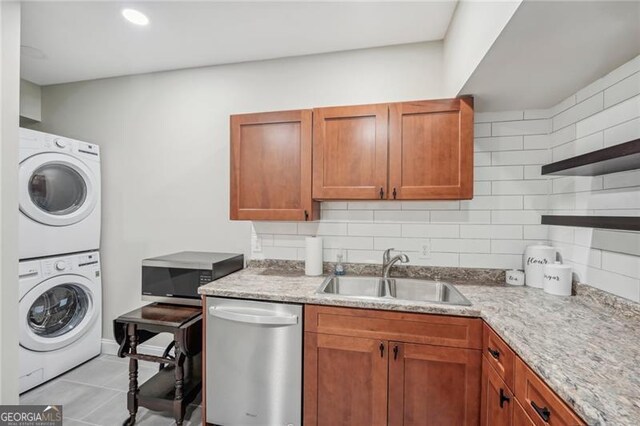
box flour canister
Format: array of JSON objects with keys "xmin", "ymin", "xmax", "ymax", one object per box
[
  {"xmin": 523, "ymin": 244, "xmax": 556, "ymax": 288},
  {"xmin": 543, "ymin": 262, "xmax": 573, "ymax": 296}
]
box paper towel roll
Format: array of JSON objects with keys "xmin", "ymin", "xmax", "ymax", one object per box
[{"xmin": 305, "ymin": 237, "xmax": 323, "ymax": 276}]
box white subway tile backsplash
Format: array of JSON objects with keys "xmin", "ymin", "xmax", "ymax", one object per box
[
  {"xmin": 603, "ymin": 117, "xmax": 640, "ymax": 148},
  {"xmin": 523, "ymin": 166, "xmax": 543, "ymax": 180},
  {"xmin": 474, "ymin": 181, "xmax": 492, "ymax": 195},
  {"xmin": 374, "ymin": 210, "xmax": 429, "ymax": 222},
  {"xmin": 491, "ymin": 119, "xmax": 551, "ymax": 136},
  {"xmin": 348, "ymin": 223, "xmax": 401, "ymax": 237},
  {"xmin": 523, "ymin": 134, "xmax": 550, "ymax": 150},
  {"xmin": 373, "ymin": 237, "xmax": 423, "ymax": 252},
  {"xmin": 580, "ymin": 267, "xmax": 640, "ymax": 302},
  {"xmin": 604, "ymin": 170, "xmax": 640, "ymax": 190},
  {"xmin": 550, "ymin": 125, "xmax": 577, "ymax": 147},
  {"xmin": 475, "ymin": 166, "xmax": 523, "ymax": 181},
  {"xmin": 576, "ymin": 95, "xmax": 640, "ymax": 138},
  {"xmin": 401, "ymin": 201, "xmax": 460, "ymax": 210},
  {"xmin": 524, "ymin": 109, "xmax": 551, "ymax": 120},
  {"xmin": 604, "ymin": 71, "xmax": 640, "ymax": 108},
  {"xmin": 321, "ymin": 202, "xmax": 348, "ymax": 210},
  {"xmin": 459, "ymin": 253, "xmax": 522, "ymax": 269},
  {"xmin": 523, "ymin": 225, "xmax": 549, "ymax": 240},
  {"xmin": 431, "ymin": 238, "xmax": 490, "ymax": 253},
  {"xmin": 322, "ymin": 210, "xmax": 374, "ymax": 222},
  {"xmin": 475, "ymin": 111, "xmax": 524, "ymax": 123},
  {"xmin": 523, "ymin": 195, "xmax": 549, "ymax": 210},
  {"xmin": 601, "ymin": 54, "xmax": 640, "ymax": 92},
  {"xmin": 491, "ymin": 210, "xmax": 541, "ymax": 225},
  {"xmin": 409, "ymin": 252, "xmax": 460, "ymax": 267},
  {"xmin": 576, "ymin": 77, "xmax": 605, "ymax": 103},
  {"xmin": 402, "ymin": 224, "xmax": 459, "ymax": 238},
  {"xmin": 272, "ymin": 235, "xmax": 306, "ymax": 248},
  {"xmin": 475, "ymin": 152, "xmax": 492, "ymax": 166},
  {"xmin": 552, "ymin": 176, "xmax": 603, "ymax": 194},
  {"xmin": 491, "ymin": 150, "xmax": 550, "ymax": 166},
  {"xmin": 461, "ymin": 195, "xmax": 523, "ymax": 210},
  {"xmin": 474, "ymin": 136, "xmax": 523, "ymax": 152},
  {"xmin": 491, "ymin": 239, "xmax": 537, "ymax": 255},
  {"xmin": 552, "ymin": 92, "xmax": 604, "ymax": 131},
  {"xmin": 323, "ymin": 235, "xmax": 374, "ymax": 250},
  {"xmin": 574, "ymin": 188, "xmax": 640, "ymax": 211},
  {"xmin": 348, "ymin": 201, "xmax": 401, "ymax": 210},
  {"xmin": 601, "ymin": 251, "xmax": 640, "ymax": 279},
  {"xmin": 298, "ymin": 222, "xmax": 348, "ymax": 236},
  {"xmin": 346, "ymin": 249, "xmax": 384, "ymax": 264},
  {"xmin": 552, "ymin": 132, "xmax": 603, "ymax": 162},
  {"xmin": 460, "ymin": 225, "xmax": 522, "ymax": 240},
  {"xmin": 492, "ymin": 180, "xmax": 550, "ymax": 195},
  {"xmin": 474, "ymin": 123, "xmax": 491, "ymax": 137},
  {"xmin": 430, "ymin": 210, "xmax": 491, "ymax": 224}
]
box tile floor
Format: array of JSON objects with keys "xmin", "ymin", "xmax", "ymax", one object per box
[{"xmin": 20, "ymin": 354, "xmax": 201, "ymax": 426}]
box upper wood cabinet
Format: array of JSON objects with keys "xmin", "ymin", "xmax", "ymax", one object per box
[
  {"xmin": 312, "ymin": 97, "xmax": 474, "ymax": 201},
  {"xmin": 312, "ymin": 104, "xmax": 389, "ymax": 200},
  {"xmin": 389, "ymin": 97, "xmax": 474, "ymax": 199},
  {"xmin": 230, "ymin": 110, "xmax": 319, "ymax": 221}
]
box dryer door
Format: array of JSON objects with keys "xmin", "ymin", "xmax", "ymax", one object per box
[
  {"xmin": 20, "ymin": 275, "xmax": 99, "ymax": 352},
  {"xmin": 19, "ymin": 152, "xmax": 98, "ymax": 226}
]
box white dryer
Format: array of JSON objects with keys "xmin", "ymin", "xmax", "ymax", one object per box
[
  {"xmin": 19, "ymin": 251, "xmax": 102, "ymax": 393},
  {"xmin": 19, "ymin": 128, "xmax": 101, "ymax": 260}
]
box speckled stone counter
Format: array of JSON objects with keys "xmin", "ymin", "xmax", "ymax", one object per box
[{"xmin": 199, "ymin": 266, "xmax": 640, "ymax": 425}]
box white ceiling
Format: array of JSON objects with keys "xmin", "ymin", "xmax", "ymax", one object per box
[
  {"xmin": 21, "ymin": 1, "xmax": 458, "ymax": 85},
  {"xmin": 461, "ymin": 1, "xmax": 640, "ymax": 112}
]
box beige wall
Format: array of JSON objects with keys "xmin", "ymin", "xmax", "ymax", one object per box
[
  {"xmin": 20, "ymin": 79, "xmax": 41, "ymax": 123},
  {"xmin": 0, "ymin": 0, "xmax": 21, "ymax": 404},
  {"xmin": 33, "ymin": 41, "xmax": 445, "ymax": 341}
]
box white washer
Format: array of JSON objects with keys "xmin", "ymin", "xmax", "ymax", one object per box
[
  {"xmin": 19, "ymin": 128, "xmax": 101, "ymax": 260},
  {"xmin": 19, "ymin": 251, "xmax": 102, "ymax": 393}
]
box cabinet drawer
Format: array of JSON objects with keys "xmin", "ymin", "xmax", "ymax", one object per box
[
  {"xmin": 305, "ymin": 305, "xmax": 482, "ymax": 349},
  {"xmin": 483, "ymin": 323, "xmax": 516, "ymax": 390},
  {"xmin": 514, "ymin": 358, "xmax": 585, "ymax": 426},
  {"xmin": 513, "ymin": 398, "xmax": 535, "ymax": 426}
]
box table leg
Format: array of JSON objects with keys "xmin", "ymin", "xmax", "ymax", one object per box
[
  {"xmin": 173, "ymin": 340, "xmax": 187, "ymax": 426},
  {"xmin": 124, "ymin": 324, "xmax": 139, "ymax": 426}
]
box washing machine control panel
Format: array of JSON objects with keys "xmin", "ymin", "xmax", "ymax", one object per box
[{"xmin": 54, "ymin": 261, "xmax": 67, "ymax": 271}]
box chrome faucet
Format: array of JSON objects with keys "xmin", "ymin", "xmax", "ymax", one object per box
[{"xmin": 382, "ymin": 248, "xmax": 409, "ymax": 278}]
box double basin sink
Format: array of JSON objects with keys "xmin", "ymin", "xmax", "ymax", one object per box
[{"xmin": 317, "ymin": 275, "xmax": 471, "ymax": 306}]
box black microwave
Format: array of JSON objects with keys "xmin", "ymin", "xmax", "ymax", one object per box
[{"xmin": 142, "ymin": 251, "xmax": 244, "ymax": 306}]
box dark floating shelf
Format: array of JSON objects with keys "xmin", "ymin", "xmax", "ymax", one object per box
[
  {"xmin": 542, "ymin": 215, "xmax": 640, "ymax": 231},
  {"xmin": 541, "ymin": 138, "xmax": 640, "ymax": 176}
]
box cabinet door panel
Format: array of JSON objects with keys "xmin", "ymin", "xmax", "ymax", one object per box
[
  {"xmin": 388, "ymin": 342, "xmax": 481, "ymax": 426},
  {"xmin": 304, "ymin": 333, "xmax": 388, "ymax": 426},
  {"xmin": 230, "ymin": 110, "xmax": 318, "ymax": 220},
  {"xmin": 513, "ymin": 398, "xmax": 536, "ymax": 426},
  {"xmin": 481, "ymin": 356, "xmax": 514, "ymax": 426},
  {"xmin": 313, "ymin": 105, "xmax": 388, "ymax": 199},
  {"xmin": 389, "ymin": 97, "xmax": 474, "ymax": 200}
]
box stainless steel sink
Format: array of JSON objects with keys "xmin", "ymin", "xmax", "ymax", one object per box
[
  {"xmin": 317, "ymin": 276, "xmax": 471, "ymax": 306},
  {"xmin": 318, "ymin": 276, "xmax": 385, "ymax": 298}
]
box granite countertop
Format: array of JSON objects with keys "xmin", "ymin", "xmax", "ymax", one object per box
[{"xmin": 199, "ymin": 266, "xmax": 640, "ymax": 425}]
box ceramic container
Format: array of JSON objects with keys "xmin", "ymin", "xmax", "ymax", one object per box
[
  {"xmin": 506, "ymin": 269, "xmax": 525, "ymax": 286},
  {"xmin": 523, "ymin": 244, "xmax": 556, "ymax": 288},
  {"xmin": 543, "ymin": 262, "xmax": 573, "ymax": 296}
]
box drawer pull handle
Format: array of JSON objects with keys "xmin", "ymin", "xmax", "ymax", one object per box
[
  {"xmin": 531, "ymin": 401, "xmax": 551, "ymax": 422},
  {"xmin": 487, "ymin": 347, "xmax": 500, "ymax": 359},
  {"xmin": 499, "ymin": 389, "xmax": 510, "ymax": 408},
  {"xmin": 379, "ymin": 342, "xmax": 385, "ymax": 358},
  {"xmin": 393, "ymin": 345, "xmax": 399, "ymax": 360},
  {"xmin": 379, "ymin": 187, "xmax": 384, "ymax": 199}
]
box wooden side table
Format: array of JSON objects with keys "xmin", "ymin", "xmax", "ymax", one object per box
[{"xmin": 114, "ymin": 303, "xmax": 202, "ymax": 426}]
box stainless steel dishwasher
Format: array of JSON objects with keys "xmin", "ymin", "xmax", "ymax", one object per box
[{"xmin": 206, "ymin": 297, "xmax": 302, "ymax": 426}]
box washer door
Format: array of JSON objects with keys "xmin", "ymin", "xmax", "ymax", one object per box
[
  {"xmin": 19, "ymin": 153, "xmax": 97, "ymax": 226},
  {"xmin": 20, "ymin": 275, "xmax": 98, "ymax": 352}
]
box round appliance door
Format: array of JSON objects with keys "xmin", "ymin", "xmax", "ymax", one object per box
[
  {"xmin": 20, "ymin": 275, "xmax": 99, "ymax": 352},
  {"xmin": 19, "ymin": 153, "xmax": 98, "ymax": 226}
]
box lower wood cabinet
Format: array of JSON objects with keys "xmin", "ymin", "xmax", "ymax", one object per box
[
  {"xmin": 481, "ymin": 355, "xmax": 514, "ymax": 426},
  {"xmin": 304, "ymin": 305, "xmax": 482, "ymax": 426},
  {"xmin": 389, "ymin": 342, "xmax": 481, "ymax": 426}
]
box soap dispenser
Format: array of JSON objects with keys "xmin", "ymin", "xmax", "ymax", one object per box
[{"xmin": 334, "ymin": 249, "xmax": 346, "ymax": 276}]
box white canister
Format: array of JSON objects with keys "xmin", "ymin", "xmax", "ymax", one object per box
[
  {"xmin": 505, "ymin": 270, "xmax": 525, "ymax": 286},
  {"xmin": 305, "ymin": 237, "xmax": 323, "ymax": 276},
  {"xmin": 523, "ymin": 244, "xmax": 556, "ymax": 288},
  {"xmin": 543, "ymin": 262, "xmax": 573, "ymax": 296}
]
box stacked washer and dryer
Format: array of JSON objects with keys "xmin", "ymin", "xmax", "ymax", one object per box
[{"xmin": 18, "ymin": 128, "xmax": 102, "ymax": 393}]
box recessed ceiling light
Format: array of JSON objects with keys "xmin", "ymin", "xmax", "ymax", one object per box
[{"xmin": 122, "ymin": 8, "xmax": 149, "ymax": 26}]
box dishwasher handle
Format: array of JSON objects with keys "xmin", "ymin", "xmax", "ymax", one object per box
[{"xmin": 208, "ymin": 306, "xmax": 298, "ymax": 325}]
